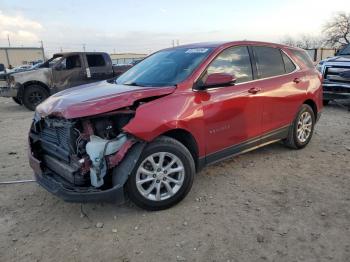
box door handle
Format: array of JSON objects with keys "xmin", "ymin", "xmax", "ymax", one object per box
[
  {"xmin": 293, "ymin": 77, "xmax": 301, "ymax": 84},
  {"xmin": 248, "ymin": 87, "xmax": 261, "ymax": 94}
]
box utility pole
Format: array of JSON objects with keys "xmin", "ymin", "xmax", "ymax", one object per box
[
  {"xmin": 82, "ymin": 44, "xmax": 86, "ymax": 52},
  {"xmin": 39, "ymin": 40, "xmax": 45, "ymax": 61},
  {"xmin": 113, "ymin": 48, "xmax": 116, "ymax": 54},
  {"xmin": 7, "ymin": 34, "xmax": 11, "ymax": 47},
  {"xmin": 176, "ymin": 39, "xmax": 179, "ymax": 46},
  {"xmin": 172, "ymin": 40, "xmax": 175, "ymax": 47}
]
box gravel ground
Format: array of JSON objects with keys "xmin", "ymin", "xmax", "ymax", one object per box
[{"xmin": 0, "ymin": 97, "xmax": 349, "ymax": 262}]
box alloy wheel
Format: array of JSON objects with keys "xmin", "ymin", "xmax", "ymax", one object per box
[
  {"xmin": 135, "ymin": 152, "xmax": 185, "ymax": 201},
  {"xmin": 296, "ymin": 111, "xmax": 312, "ymax": 143},
  {"xmin": 28, "ymin": 91, "xmax": 43, "ymax": 106}
]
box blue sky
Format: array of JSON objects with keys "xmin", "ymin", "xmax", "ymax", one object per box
[{"xmin": 0, "ymin": 0, "xmax": 349, "ymax": 55}]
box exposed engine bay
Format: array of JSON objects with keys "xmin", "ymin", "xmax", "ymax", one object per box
[{"xmin": 29, "ymin": 108, "xmax": 137, "ymax": 189}]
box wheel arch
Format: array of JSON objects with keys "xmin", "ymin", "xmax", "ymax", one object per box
[
  {"xmin": 303, "ymin": 99, "xmax": 318, "ymax": 120},
  {"xmin": 160, "ymin": 128, "xmax": 200, "ymax": 171},
  {"xmin": 20, "ymin": 81, "xmax": 50, "ymax": 98}
]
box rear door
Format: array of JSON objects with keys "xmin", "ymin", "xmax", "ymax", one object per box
[
  {"xmin": 85, "ymin": 53, "xmax": 114, "ymax": 82},
  {"xmin": 251, "ymin": 46, "xmax": 303, "ymax": 134},
  {"xmin": 197, "ymin": 46, "xmax": 263, "ymax": 162}
]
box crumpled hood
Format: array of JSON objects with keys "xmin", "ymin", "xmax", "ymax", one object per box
[{"xmin": 36, "ymin": 80, "xmax": 176, "ymax": 119}]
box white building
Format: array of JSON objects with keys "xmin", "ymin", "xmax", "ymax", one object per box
[{"xmin": 0, "ymin": 47, "xmax": 45, "ymax": 68}]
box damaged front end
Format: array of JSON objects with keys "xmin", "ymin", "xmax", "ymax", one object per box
[{"xmin": 28, "ymin": 108, "xmax": 145, "ymax": 203}]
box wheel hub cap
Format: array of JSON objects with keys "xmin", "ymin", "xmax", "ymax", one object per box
[
  {"xmin": 297, "ymin": 111, "xmax": 312, "ymax": 143},
  {"xmin": 136, "ymin": 152, "xmax": 185, "ymax": 201}
]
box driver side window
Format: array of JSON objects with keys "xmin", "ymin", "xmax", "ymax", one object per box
[
  {"xmin": 207, "ymin": 46, "xmax": 253, "ymax": 84},
  {"xmin": 60, "ymin": 55, "xmax": 81, "ymax": 70}
]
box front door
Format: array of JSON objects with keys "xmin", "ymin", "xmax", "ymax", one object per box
[
  {"xmin": 196, "ymin": 46, "xmax": 263, "ymax": 162},
  {"xmin": 52, "ymin": 54, "xmax": 86, "ymax": 92}
]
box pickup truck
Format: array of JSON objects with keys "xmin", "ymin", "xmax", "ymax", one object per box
[
  {"xmin": 0, "ymin": 52, "xmax": 131, "ymax": 110},
  {"xmin": 317, "ymin": 44, "xmax": 350, "ymax": 105}
]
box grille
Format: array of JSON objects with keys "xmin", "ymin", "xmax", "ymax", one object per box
[
  {"xmin": 41, "ymin": 126, "xmax": 71, "ymax": 151},
  {"xmin": 39, "ymin": 119, "xmax": 76, "ymax": 162},
  {"xmin": 324, "ymin": 66, "xmax": 350, "ymax": 83}
]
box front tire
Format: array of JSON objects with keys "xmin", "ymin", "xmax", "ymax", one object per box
[
  {"xmin": 22, "ymin": 84, "xmax": 49, "ymax": 111},
  {"xmin": 12, "ymin": 97, "xmax": 22, "ymax": 105},
  {"xmin": 284, "ymin": 104, "xmax": 315, "ymax": 149},
  {"xmin": 126, "ymin": 136, "xmax": 195, "ymax": 211}
]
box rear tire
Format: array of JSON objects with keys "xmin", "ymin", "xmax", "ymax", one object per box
[
  {"xmin": 284, "ymin": 104, "xmax": 315, "ymax": 149},
  {"xmin": 22, "ymin": 84, "xmax": 49, "ymax": 111},
  {"xmin": 126, "ymin": 136, "xmax": 195, "ymax": 211},
  {"xmin": 12, "ymin": 97, "xmax": 22, "ymax": 105}
]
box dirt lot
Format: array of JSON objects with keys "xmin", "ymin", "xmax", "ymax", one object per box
[{"xmin": 0, "ymin": 97, "xmax": 349, "ymax": 262}]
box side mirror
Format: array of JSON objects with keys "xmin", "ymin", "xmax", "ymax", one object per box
[
  {"xmin": 201, "ymin": 73, "xmax": 236, "ymax": 89},
  {"xmin": 0, "ymin": 63, "xmax": 5, "ymax": 72}
]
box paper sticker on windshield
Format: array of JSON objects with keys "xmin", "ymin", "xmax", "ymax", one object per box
[{"xmin": 185, "ymin": 48, "xmax": 209, "ymax": 54}]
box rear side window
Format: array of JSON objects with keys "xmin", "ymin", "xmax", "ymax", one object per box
[
  {"xmin": 253, "ymin": 46, "xmax": 285, "ymax": 78},
  {"xmin": 282, "ymin": 52, "xmax": 296, "ymax": 73},
  {"xmin": 290, "ymin": 50, "xmax": 314, "ymax": 69},
  {"xmin": 87, "ymin": 54, "xmax": 106, "ymax": 67},
  {"xmin": 207, "ymin": 46, "xmax": 253, "ymax": 83}
]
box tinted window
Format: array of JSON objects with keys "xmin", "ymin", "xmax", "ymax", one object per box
[
  {"xmin": 253, "ymin": 47, "xmax": 285, "ymax": 78},
  {"xmin": 282, "ymin": 52, "xmax": 296, "ymax": 73},
  {"xmin": 207, "ymin": 46, "xmax": 253, "ymax": 83},
  {"xmin": 338, "ymin": 44, "xmax": 350, "ymax": 55},
  {"xmin": 291, "ymin": 50, "xmax": 314, "ymax": 69},
  {"xmin": 62, "ymin": 55, "xmax": 81, "ymax": 70},
  {"xmin": 87, "ymin": 54, "xmax": 106, "ymax": 67}
]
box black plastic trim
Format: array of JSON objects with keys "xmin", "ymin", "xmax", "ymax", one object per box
[{"xmin": 205, "ymin": 125, "xmax": 290, "ymax": 165}]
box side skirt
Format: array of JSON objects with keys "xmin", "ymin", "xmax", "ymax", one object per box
[{"xmin": 199, "ymin": 125, "xmax": 290, "ymax": 168}]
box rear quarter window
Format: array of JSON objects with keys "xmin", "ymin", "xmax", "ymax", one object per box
[
  {"xmin": 87, "ymin": 54, "xmax": 106, "ymax": 67},
  {"xmin": 290, "ymin": 49, "xmax": 314, "ymax": 69},
  {"xmin": 281, "ymin": 52, "xmax": 297, "ymax": 73}
]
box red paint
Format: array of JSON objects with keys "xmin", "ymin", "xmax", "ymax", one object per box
[
  {"xmin": 36, "ymin": 80, "xmax": 175, "ymax": 119},
  {"xmin": 204, "ymin": 73, "xmax": 236, "ymax": 86},
  {"xmin": 37, "ymin": 41, "xmax": 323, "ymax": 159},
  {"xmin": 106, "ymin": 139, "xmax": 136, "ymax": 168}
]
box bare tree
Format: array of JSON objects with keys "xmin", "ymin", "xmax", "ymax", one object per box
[
  {"xmin": 281, "ymin": 34, "xmax": 322, "ymax": 49},
  {"xmin": 323, "ymin": 12, "xmax": 350, "ymax": 48},
  {"xmin": 281, "ymin": 36, "xmax": 297, "ymax": 47}
]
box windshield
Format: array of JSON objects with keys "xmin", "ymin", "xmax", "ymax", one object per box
[
  {"xmin": 116, "ymin": 47, "xmax": 213, "ymax": 87},
  {"xmin": 41, "ymin": 55, "xmax": 63, "ymax": 68},
  {"xmin": 338, "ymin": 45, "xmax": 350, "ymax": 56}
]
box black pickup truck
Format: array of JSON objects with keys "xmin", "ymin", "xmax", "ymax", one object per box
[
  {"xmin": 0, "ymin": 52, "xmax": 132, "ymax": 110},
  {"xmin": 316, "ymin": 44, "xmax": 350, "ymax": 105}
]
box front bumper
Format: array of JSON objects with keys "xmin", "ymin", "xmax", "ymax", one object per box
[
  {"xmin": 35, "ymin": 171, "xmax": 125, "ymax": 203},
  {"xmin": 29, "ymin": 154, "xmax": 125, "ymax": 203},
  {"xmin": 323, "ymin": 82, "xmax": 350, "ymax": 100},
  {"xmin": 0, "ymin": 84, "xmax": 18, "ymax": 98}
]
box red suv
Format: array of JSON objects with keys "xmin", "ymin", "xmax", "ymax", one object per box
[{"xmin": 29, "ymin": 41, "xmax": 323, "ymax": 210}]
